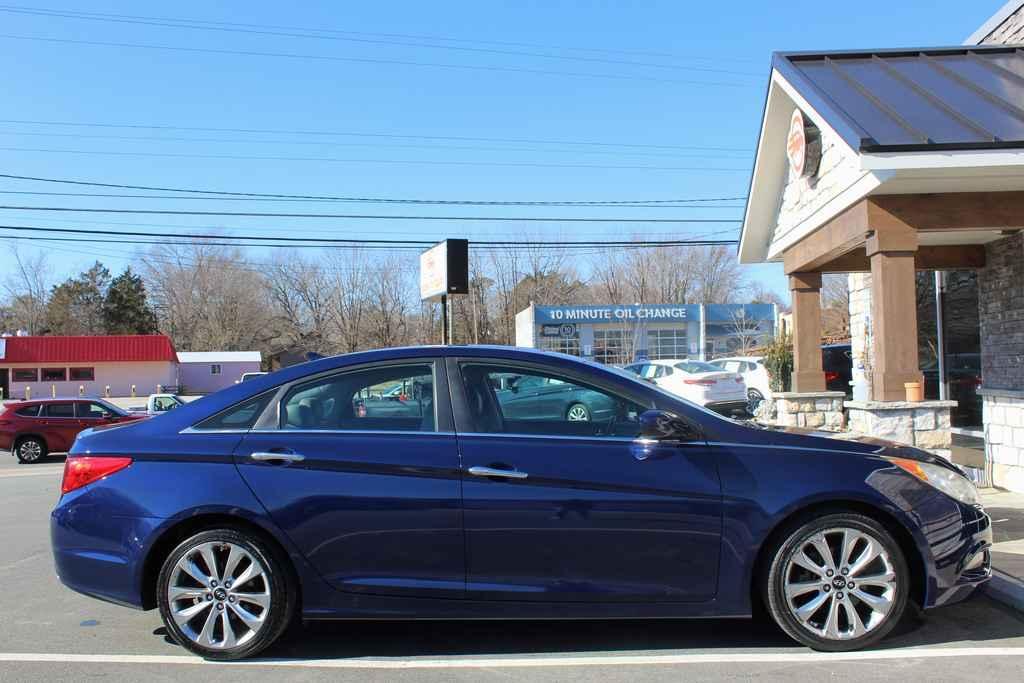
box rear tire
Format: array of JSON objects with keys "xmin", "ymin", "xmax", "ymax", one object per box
[
  {"xmin": 747, "ymin": 389, "xmax": 765, "ymax": 414},
  {"xmin": 15, "ymin": 436, "xmax": 46, "ymax": 464},
  {"xmin": 157, "ymin": 528, "xmax": 296, "ymax": 660},
  {"xmin": 764, "ymin": 512, "xmax": 908, "ymax": 652},
  {"xmin": 566, "ymin": 402, "xmax": 591, "ymax": 421}
]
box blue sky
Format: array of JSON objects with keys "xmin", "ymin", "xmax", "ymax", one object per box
[{"xmin": 0, "ymin": 1, "xmax": 1001, "ymax": 300}]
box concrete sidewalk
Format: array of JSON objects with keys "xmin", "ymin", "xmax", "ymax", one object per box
[{"xmin": 980, "ymin": 488, "xmax": 1024, "ymax": 612}]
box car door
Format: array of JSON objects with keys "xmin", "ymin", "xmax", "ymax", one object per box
[
  {"xmin": 40, "ymin": 401, "xmax": 80, "ymax": 451},
  {"xmin": 451, "ymin": 358, "xmax": 722, "ymax": 603},
  {"xmin": 233, "ymin": 359, "xmax": 465, "ymax": 599}
]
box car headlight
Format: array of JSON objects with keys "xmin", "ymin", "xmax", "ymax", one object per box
[{"xmin": 887, "ymin": 457, "xmax": 981, "ymax": 506}]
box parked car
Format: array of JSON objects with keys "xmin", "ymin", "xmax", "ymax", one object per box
[
  {"xmin": 623, "ymin": 358, "xmax": 748, "ymax": 416},
  {"xmin": 822, "ymin": 343, "xmax": 853, "ymax": 395},
  {"xmin": 127, "ymin": 393, "xmax": 186, "ymax": 416},
  {"xmin": 51, "ymin": 346, "xmax": 991, "ymax": 659},
  {"xmin": 709, "ymin": 356, "xmax": 772, "ymax": 412},
  {"xmin": 0, "ymin": 398, "xmax": 148, "ymax": 463}
]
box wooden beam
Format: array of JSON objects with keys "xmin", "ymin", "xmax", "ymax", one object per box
[
  {"xmin": 871, "ymin": 192, "xmax": 1024, "ymax": 231},
  {"xmin": 784, "ymin": 200, "xmax": 870, "ymax": 274},
  {"xmin": 816, "ymin": 245, "xmax": 987, "ymax": 273}
]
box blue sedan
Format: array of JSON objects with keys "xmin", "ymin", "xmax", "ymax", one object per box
[{"xmin": 51, "ymin": 346, "xmax": 992, "ymax": 660}]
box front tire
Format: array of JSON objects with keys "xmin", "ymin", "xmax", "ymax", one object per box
[
  {"xmin": 764, "ymin": 513, "xmax": 908, "ymax": 651},
  {"xmin": 15, "ymin": 436, "xmax": 46, "ymax": 464},
  {"xmin": 157, "ymin": 528, "xmax": 295, "ymax": 660},
  {"xmin": 566, "ymin": 402, "xmax": 591, "ymax": 421}
]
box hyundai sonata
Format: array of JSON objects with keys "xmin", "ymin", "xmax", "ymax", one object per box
[{"xmin": 51, "ymin": 346, "xmax": 991, "ymax": 660}]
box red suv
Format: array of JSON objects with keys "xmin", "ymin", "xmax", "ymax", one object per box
[{"xmin": 0, "ymin": 398, "xmax": 147, "ymax": 464}]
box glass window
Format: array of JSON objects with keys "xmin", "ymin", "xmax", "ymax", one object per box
[
  {"xmin": 15, "ymin": 404, "xmax": 40, "ymax": 417},
  {"xmin": 210, "ymin": 364, "xmax": 222, "ymax": 375},
  {"xmin": 460, "ymin": 363, "xmax": 647, "ymax": 438},
  {"xmin": 593, "ymin": 329, "xmax": 631, "ymax": 365},
  {"xmin": 538, "ymin": 334, "xmax": 580, "ymax": 356},
  {"xmin": 12, "ymin": 369, "xmax": 38, "ymax": 382},
  {"xmin": 41, "ymin": 368, "xmax": 67, "ymax": 382},
  {"xmin": 69, "ymin": 367, "xmax": 95, "ymax": 381},
  {"xmin": 194, "ymin": 391, "xmax": 275, "ymax": 431},
  {"xmin": 282, "ymin": 364, "xmax": 435, "ymax": 432},
  {"xmin": 77, "ymin": 402, "xmax": 112, "ymax": 419},
  {"xmin": 43, "ymin": 402, "xmax": 75, "ymax": 418},
  {"xmin": 647, "ymin": 328, "xmax": 688, "ymax": 360},
  {"xmin": 675, "ymin": 361, "xmax": 722, "ymax": 374},
  {"xmin": 153, "ymin": 396, "xmax": 180, "ymax": 412}
]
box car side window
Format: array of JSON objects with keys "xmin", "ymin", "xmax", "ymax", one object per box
[
  {"xmin": 281, "ymin": 363, "xmax": 435, "ymax": 432},
  {"xmin": 77, "ymin": 402, "xmax": 110, "ymax": 419},
  {"xmin": 43, "ymin": 402, "xmax": 75, "ymax": 418},
  {"xmin": 460, "ymin": 363, "xmax": 646, "ymax": 438},
  {"xmin": 193, "ymin": 391, "xmax": 276, "ymax": 431},
  {"xmin": 15, "ymin": 405, "xmax": 40, "ymax": 417}
]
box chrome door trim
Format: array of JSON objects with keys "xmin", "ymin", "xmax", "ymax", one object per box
[{"xmin": 467, "ymin": 466, "xmax": 528, "ymax": 479}]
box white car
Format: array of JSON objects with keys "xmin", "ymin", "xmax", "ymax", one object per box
[
  {"xmin": 623, "ymin": 359, "xmax": 748, "ymax": 416},
  {"xmin": 709, "ymin": 356, "xmax": 772, "ymax": 412}
]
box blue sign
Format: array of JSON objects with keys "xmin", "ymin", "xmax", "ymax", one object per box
[{"xmin": 534, "ymin": 305, "xmax": 696, "ymax": 324}]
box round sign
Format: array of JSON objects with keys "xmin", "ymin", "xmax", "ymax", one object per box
[
  {"xmin": 559, "ymin": 323, "xmax": 576, "ymax": 338},
  {"xmin": 787, "ymin": 109, "xmax": 807, "ymax": 177}
]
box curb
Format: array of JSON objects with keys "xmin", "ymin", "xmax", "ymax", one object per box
[{"xmin": 984, "ymin": 569, "xmax": 1024, "ymax": 612}]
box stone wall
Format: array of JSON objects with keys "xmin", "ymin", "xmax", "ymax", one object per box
[
  {"xmin": 846, "ymin": 400, "xmax": 954, "ymax": 458},
  {"xmin": 980, "ymin": 3, "xmax": 1024, "ymax": 43},
  {"xmin": 769, "ymin": 122, "xmax": 869, "ymax": 255},
  {"xmin": 772, "ymin": 391, "xmax": 846, "ymax": 431},
  {"xmin": 982, "ymin": 390, "xmax": 1024, "ymax": 493},
  {"xmin": 978, "ymin": 233, "xmax": 1024, "ymax": 392}
]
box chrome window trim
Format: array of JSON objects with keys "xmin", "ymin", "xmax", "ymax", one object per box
[
  {"xmin": 178, "ymin": 426, "xmax": 457, "ymax": 436},
  {"xmin": 456, "ymin": 431, "xmax": 639, "ymax": 443}
]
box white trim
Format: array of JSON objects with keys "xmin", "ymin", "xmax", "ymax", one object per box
[
  {"xmin": 965, "ymin": 1, "xmax": 1024, "ymax": 44},
  {"xmin": 177, "ymin": 351, "xmax": 262, "ymax": 363},
  {"xmin": 0, "ymin": 648, "xmax": 1022, "ymax": 669},
  {"xmin": 861, "ymin": 150, "xmax": 1024, "ymax": 171}
]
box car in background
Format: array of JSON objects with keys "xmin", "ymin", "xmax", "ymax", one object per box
[
  {"xmin": 709, "ymin": 356, "xmax": 772, "ymax": 412},
  {"xmin": 51, "ymin": 345, "xmax": 991, "ymax": 659},
  {"xmin": 822, "ymin": 343, "xmax": 853, "ymax": 395},
  {"xmin": 0, "ymin": 398, "xmax": 148, "ymax": 463},
  {"xmin": 922, "ymin": 353, "xmax": 982, "ymax": 426},
  {"xmin": 623, "ymin": 359, "xmax": 747, "ymax": 416},
  {"xmin": 127, "ymin": 393, "xmax": 186, "ymax": 416},
  {"xmin": 239, "ymin": 372, "xmax": 268, "ymax": 383}
]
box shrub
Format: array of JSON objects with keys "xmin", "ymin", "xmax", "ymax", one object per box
[{"xmin": 762, "ymin": 332, "xmax": 793, "ymax": 393}]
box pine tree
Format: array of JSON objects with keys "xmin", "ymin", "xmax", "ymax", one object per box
[
  {"xmin": 45, "ymin": 262, "xmax": 111, "ymax": 335},
  {"xmin": 103, "ymin": 267, "xmax": 159, "ymax": 335}
]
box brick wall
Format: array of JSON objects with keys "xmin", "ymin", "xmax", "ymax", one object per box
[
  {"xmin": 979, "ymin": 233, "xmax": 1024, "ymax": 391},
  {"xmin": 980, "ymin": 4, "xmax": 1024, "ymax": 43},
  {"xmin": 770, "ymin": 124, "xmax": 869, "ymax": 254}
]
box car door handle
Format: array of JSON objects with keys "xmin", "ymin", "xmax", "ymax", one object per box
[
  {"xmin": 467, "ymin": 466, "xmax": 528, "ymax": 479},
  {"xmin": 249, "ymin": 451, "xmax": 305, "ymax": 463}
]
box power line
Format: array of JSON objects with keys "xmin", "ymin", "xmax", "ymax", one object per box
[
  {"xmin": 0, "ymin": 5, "xmax": 764, "ymax": 78},
  {"xmin": 0, "ymin": 146, "xmax": 750, "ymax": 172},
  {"xmin": 0, "ymin": 119, "xmax": 752, "ymax": 153},
  {"xmin": 0, "ymin": 33, "xmax": 756, "ymax": 89},
  {"xmin": 0, "ymin": 205, "xmax": 743, "ymax": 223},
  {"xmin": 0, "ymin": 223, "xmax": 738, "ymax": 246},
  {"xmin": 0, "ymin": 173, "xmax": 750, "ymax": 206}
]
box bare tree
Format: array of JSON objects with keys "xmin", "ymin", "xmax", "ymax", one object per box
[
  {"xmin": 1, "ymin": 245, "xmax": 51, "ymax": 334},
  {"xmin": 727, "ymin": 308, "xmax": 766, "ymax": 357},
  {"xmin": 821, "ymin": 274, "xmax": 850, "ymax": 341}
]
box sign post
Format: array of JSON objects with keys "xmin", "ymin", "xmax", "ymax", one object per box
[{"xmin": 419, "ymin": 239, "xmax": 469, "ymax": 344}]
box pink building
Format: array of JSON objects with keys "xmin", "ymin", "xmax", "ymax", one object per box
[
  {"xmin": 0, "ymin": 335, "xmax": 178, "ymax": 400},
  {"xmin": 176, "ymin": 351, "xmax": 263, "ymax": 394}
]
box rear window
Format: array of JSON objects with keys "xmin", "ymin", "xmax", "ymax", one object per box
[
  {"xmin": 14, "ymin": 404, "xmax": 41, "ymax": 417},
  {"xmin": 193, "ymin": 391, "xmax": 275, "ymax": 431}
]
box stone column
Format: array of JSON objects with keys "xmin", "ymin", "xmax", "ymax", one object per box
[
  {"xmin": 867, "ymin": 228, "xmax": 923, "ymax": 401},
  {"xmin": 789, "ymin": 272, "xmax": 826, "ymax": 392}
]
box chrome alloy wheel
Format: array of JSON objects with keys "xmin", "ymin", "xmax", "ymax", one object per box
[
  {"xmin": 783, "ymin": 527, "xmax": 897, "ymax": 641},
  {"xmin": 18, "ymin": 439, "xmax": 42, "ymax": 462},
  {"xmin": 566, "ymin": 403, "xmax": 591, "ymax": 421},
  {"xmin": 166, "ymin": 542, "xmax": 271, "ymax": 650}
]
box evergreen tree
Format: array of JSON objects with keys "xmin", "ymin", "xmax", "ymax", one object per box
[
  {"xmin": 45, "ymin": 262, "xmax": 111, "ymax": 335},
  {"xmin": 103, "ymin": 267, "xmax": 159, "ymax": 335}
]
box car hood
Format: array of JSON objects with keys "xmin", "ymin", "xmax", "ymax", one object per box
[{"xmin": 736, "ymin": 423, "xmax": 960, "ymax": 471}]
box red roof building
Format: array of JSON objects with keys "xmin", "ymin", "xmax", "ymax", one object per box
[{"xmin": 0, "ymin": 335, "xmax": 177, "ymax": 364}]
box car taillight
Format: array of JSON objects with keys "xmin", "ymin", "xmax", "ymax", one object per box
[
  {"xmin": 735, "ymin": 375, "xmax": 744, "ymax": 383},
  {"xmin": 825, "ymin": 371, "xmax": 840, "ymax": 382},
  {"xmin": 61, "ymin": 456, "xmax": 133, "ymax": 495},
  {"xmin": 684, "ymin": 378, "xmax": 717, "ymax": 386}
]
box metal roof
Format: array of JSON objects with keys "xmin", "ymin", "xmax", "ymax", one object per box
[
  {"xmin": 773, "ymin": 45, "xmax": 1024, "ymax": 153},
  {"xmin": 0, "ymin": 335, "xmax": 177, "ymax": 363}
]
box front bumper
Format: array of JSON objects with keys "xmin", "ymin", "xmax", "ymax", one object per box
[{"xmin": 924, "ymin": 502, "xmax": 992, "ymax": 608}]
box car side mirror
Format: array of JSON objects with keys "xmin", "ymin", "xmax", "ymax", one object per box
[{"xmin": 635, "ymin": 410, "xmax": 702, "ymax": 452}]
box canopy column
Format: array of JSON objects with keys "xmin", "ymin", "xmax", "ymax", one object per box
[{"xmin": 789, "ymin": 272, "xmax": 826, "ymax": 392}]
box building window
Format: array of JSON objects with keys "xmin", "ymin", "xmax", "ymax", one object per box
[
  {"xmin": 41, "ymin": 368, "xmax": 67, "ymax": 382},
  {"xmin": 538, "ymin": 334, "xmax": 580, "ymax": 356},
  {"xmin": 647, "ymin": 328, "xmax": 688, "ymax": 360},
  {"xmin": 593, "ymin": 329, "xmax": 631, "ymax": 365},
  {"xmin": 12, "ymin": 368, "xmax": 38, "ymax": 382},
  {"xmin": 69, "ymin": 367, "xmax": 95, "ymax": 381},
  {"xmin": 210, "ymin": 364, "xmax": 222, "ymax": 375}
]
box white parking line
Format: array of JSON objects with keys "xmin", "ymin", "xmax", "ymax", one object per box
[
  {"xmin": 0, "ymin": 467, "xmax": 64, "ymax": 479},
  {"xmin": 0, "ymin": 647, "xmax": 1022, "ymax": 669}
]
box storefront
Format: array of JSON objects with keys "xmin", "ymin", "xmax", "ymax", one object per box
[
  {"xmin": 515, "ymin": 303, "xmax": 776, "ymax": 364},
  {"xmin": 738, "ymin": 3, "xmax": 1024, "ymax": 491}
]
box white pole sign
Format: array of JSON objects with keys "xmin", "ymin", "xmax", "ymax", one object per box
[{"xmin": 419, "ymin": 241, "xmax": 449, "ymax": 301}]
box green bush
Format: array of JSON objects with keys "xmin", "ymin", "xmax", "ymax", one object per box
[{"xmin": 763, "ymin": 333, "xmax": 793, "ymax": 393}]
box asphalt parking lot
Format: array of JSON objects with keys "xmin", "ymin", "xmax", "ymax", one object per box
[{"xmin": 2, "ymin": 453, "xmax": 1024, "ymax": 682}]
